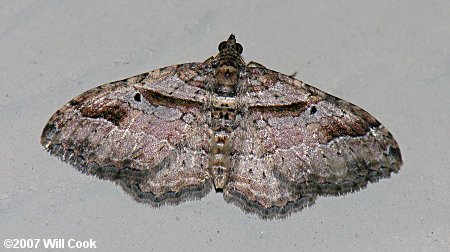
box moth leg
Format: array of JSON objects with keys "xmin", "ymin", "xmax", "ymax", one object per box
[
  {"xmin": 204, "ymin": 56, "xmax": 215, "ymax": 64},
  {"xmin": 247, "ymin": 61, "xmax": 267, "ymax": 69},
  {"xmin": 248, "ymin": 61, "xmax": 296, "ymax": 77}
]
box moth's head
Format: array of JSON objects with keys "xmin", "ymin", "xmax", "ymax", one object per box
[
  {"xmin": 218, "ymin": 34, "xmax": 243, "ymax": 55},
  {"xmin": 215, "ymin": 34, "xmax": 245, "ymax": 68}
]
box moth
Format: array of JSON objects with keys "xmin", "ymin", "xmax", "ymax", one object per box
[{"xmin": 41, "ymin": 34, "xmax": 402, "ymax": 218}]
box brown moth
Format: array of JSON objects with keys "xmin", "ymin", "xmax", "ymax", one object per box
[{"xmin": 41, "ymin": 34, "xmax": 402, "ymax": 218}]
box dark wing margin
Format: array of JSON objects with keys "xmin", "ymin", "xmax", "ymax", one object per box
[{"xmin": 41, "ymin": 63, "xmax": 214, "ymax": 206}]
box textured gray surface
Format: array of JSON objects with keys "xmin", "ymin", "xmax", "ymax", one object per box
[{"xmin": 1, "ymin": 1, "xmax": 449, "ymax": 251}]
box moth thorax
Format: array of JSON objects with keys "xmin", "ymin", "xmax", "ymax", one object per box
[{"xmin": 214, "ymin": 65, "xmax": 239, "ymax": 97}]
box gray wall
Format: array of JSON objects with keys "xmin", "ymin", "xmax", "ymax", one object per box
[{"xmin": 1, "ymin": 1, "xmax": 449, "ymax": 251}]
